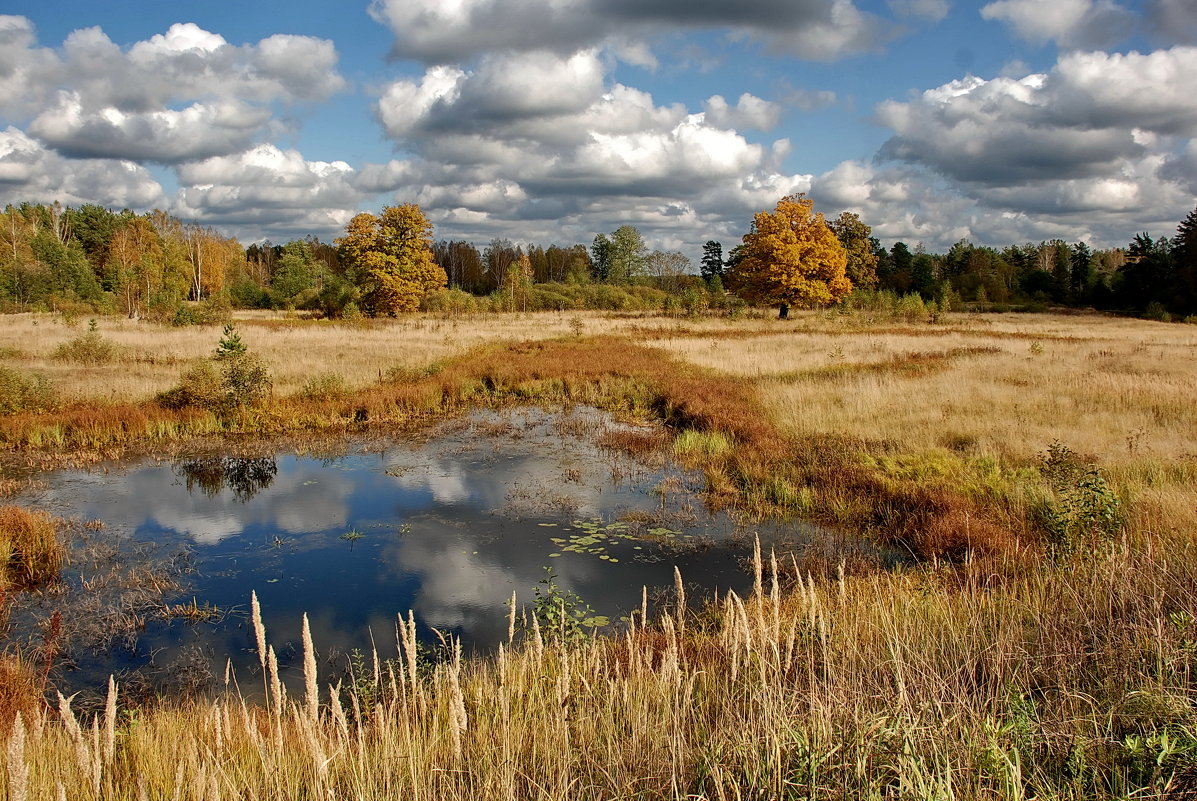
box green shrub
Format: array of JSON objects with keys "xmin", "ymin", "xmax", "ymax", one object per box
[
  {"xmin": 156, "ymin": 360, "xmax": 223, "ymax": 410},
  {"xmin": 421, "ymin": 288, "xmax": 482, "ymax": 315},
  {"xmin": 1144, "ymin": 302, "xmax": 1172, "ymax": 322},
  {"xmin": 298, "ymin": 371, "xmax": 346, "ymax": 401},
  {"xmin": 52, "ymin": 319, "xmax": 118, "ymax": 365},
  {"xmin": 529, "ymin": 567, "xmax": 608, "ymax": 643},
  {"xmin": 895, "ymin": 293, "xmax": 929, "ymax": 322},
  {"xmin": 1037, "ymin": 441, "xmax": 1122, "ymax": 557},
  {"xmin": 222, "ymin": 354, "xmax": 271, "ymax": 407},
  {"xmin": 0, "ymin": 367, "xmax": 56, "ymax": 414},
  {"xmin": 158, "ymin": 325, "xmax": 271, "ymax": 413}
]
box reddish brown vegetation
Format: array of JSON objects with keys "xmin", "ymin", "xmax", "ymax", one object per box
[{"xmin": 0, "ymin": 335, "xmax": 1024, "ymax": 561}]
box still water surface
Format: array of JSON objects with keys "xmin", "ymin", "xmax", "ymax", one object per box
[{"xmin": 17, "ymin": 407, "xmax": 802, "ymax": 696}]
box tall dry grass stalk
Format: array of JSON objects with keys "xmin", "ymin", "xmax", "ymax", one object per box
[
  {"xmin": 5, "ymin": 540, "xmax": 1193, "ymax": 800},
  {"xmin": 301, "ymin": 613, "xmax": 318, "ymax": 724}
]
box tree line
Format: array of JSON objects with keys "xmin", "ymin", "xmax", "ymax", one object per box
[{"xmin": 2, "ymin": 198, "xmax": 1195, "ymax": 321}]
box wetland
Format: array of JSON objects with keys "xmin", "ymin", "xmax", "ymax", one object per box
[{"xmin": 6, "ymin": 406, "xmax": 805, "ymax": 699}]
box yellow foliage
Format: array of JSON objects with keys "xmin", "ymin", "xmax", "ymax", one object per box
[
  {"xmin": 728, "ymin": 194, "xmax": 851, "ymax": 311},
  {"xmin": 337, "ymin": 204, "xmax": 448, "ymax": 315}
]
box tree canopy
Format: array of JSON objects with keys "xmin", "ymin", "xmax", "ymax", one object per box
[
  {"xmin": 336, "ymin": 204, "xmax": 447, "ymax": 315},
  {"xmin": 828, "ymin": 212, "xmax": 878, "ymax": 290},
  {"xmin": 727, "ymin": 194, "xmax": 851, "ymax": 317}
]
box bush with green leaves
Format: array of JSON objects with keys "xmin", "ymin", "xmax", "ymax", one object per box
[
  {"xmin": 158, "ymin": 324, "xmax": 271, "ymax": 413},
  {"xmin": 529, "ymin": 567, "xmax": 609, "ymax": 643},
  {"xmin": 171, "ymin": 294, "xmax": 233, "ymax": 327},
  {"xmin": 52, "ymin": 319, "xmax": 118, "ymax": 365},
  {"xmin": 1037, "ymin": 441, "xmax": 1122, "ymax": 556},
  {"xmin": 0, "ymin": 367, "xmax": 56, "ymax": 414},
  {"xmin": 298, "ymin": 371, "xmax": 346, "ymax": 401}
]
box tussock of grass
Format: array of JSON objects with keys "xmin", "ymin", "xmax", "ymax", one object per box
[
  {"xmin": 51, "ymin": 323, "xmax": 118, "ymax": 366},
  {"xmin": 0, "ymin": 505, "xmax": 63, "ymax": 591}
]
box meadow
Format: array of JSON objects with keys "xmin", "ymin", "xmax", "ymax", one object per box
[{"xmin": 2, "ymin": 306, "xmax": 1197, "ymax": 799}]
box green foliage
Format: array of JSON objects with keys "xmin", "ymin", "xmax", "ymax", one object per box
[
  {"xmin": 159, "ymin": 324, "xmax": 270, "ymax": 413},
  {"xmin": 0, "ymin": 367, "xmax": 56, "ymax": 414},
  {"xmin": 298, "ymin": 371, "xmax": 346, "ymax": 401},
  {"xmin": 1038, "ymin": 441, "xmax": 1122, "ymax": 556},
  {"xmin": 317, "ymin": 274, "xmax": 360, "ymax": 318},
  {"xmin": 172, "ymin": 294, "xmax": 232, "ymax": 327},
  {"xmin": 214, "ymin": 323, "xmax": 247, "ymax": 360},
  {"xmin": 228, "ymin": 276, "xmax": 272, "ymax": 309},
  {"xmin": 674, "ymin": 429, "xmax": 733, "ymax": 459},
  {"xmin": 680, "ymin": 286, "xmax": 708, "ymax": 316},
  {"xmin": 420, "ymin": 287, "xmax": 484, "ymax": 315},
  {"xmin": 156, "ymin": 360, "xmax": 223, "ymax": 411},
  {"xmin": 269, "ymin": 242, "xmax": 319, "ymax": 307},
  {"xmin": 1144, "ymin": 301, "xmax": 1172, "ymax": 322},
  {"xmin": 530, "ymin": 567, "xmax": 609, "ymax": 642},
  {"xmin": 701, "ymin": 240, "xmax": 724, "ymax": 282},
  {"xmin": 842, "ymin": 289, "xmax": 939, "ymax": 322},
  {"xmin": 341, "ymin": 648, "xmax": 383, "ymax": 714},
  {"xmin": 222, "ymin": 353, "xmax": 272, "ymax": 407},
  {"xmin": 52, "ymin": 319, "xmax": 118, "ymax": 365}
]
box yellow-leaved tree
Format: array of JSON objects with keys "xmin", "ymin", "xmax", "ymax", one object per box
[
  {"xmin": 727, "ymin": 194, "xmax": 852, "ymax": 318},
  {"xmin": 336, "ymin": 204, "xmax": 447, "ymax": 315}
]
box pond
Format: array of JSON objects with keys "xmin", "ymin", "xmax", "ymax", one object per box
[{"xmin": 9, "ymin": 407, "xmax": 811, "ymax": 700}]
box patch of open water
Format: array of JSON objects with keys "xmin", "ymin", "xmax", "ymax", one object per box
[{"xmin": 9, "ymin": 407, "xmax": 812, "ymax": 699}]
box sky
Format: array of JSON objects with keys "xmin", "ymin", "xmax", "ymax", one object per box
[{"xmin": 1, "ymin": 0, "xmax": 1195, "ymax": 258}]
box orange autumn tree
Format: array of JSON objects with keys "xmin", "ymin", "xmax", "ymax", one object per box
[
  {"xmin": 728, "ymin": 194, "xmax": 852, "ymax": 318},
  {"xmin": 336, "ymin": 204, "xmax": 447, "ymax": 315}
]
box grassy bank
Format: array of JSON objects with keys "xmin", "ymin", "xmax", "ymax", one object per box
[{"xmin": 1, "ymin": 308, "xmax": 1196, "ymax": 798}]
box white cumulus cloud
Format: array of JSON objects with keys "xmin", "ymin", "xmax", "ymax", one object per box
[
  {"xmin": 981, "ymin": 0, "xmax": 1137, "ymax": 49},
  {"xmin": 0, "ymin": 17, "xmax": 346, "ymax": 164},
  {"xmin": 0, "ymin": 126, "xmax": 165, "ymax": 208}
]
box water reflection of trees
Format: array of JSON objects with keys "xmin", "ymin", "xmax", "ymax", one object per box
[{"xmin": 176, "ymin": 456, "xmax": 278, "ymax": 502}]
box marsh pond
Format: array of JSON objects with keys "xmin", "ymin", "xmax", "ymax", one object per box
[{"xmin": 8, "ymin": 407, "xmax": 811, "ymax": 701}]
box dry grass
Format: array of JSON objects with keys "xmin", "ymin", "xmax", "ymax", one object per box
[
  {"xmin": 652, "ymin": 310, "xmax": 1197, "ymax": 464},
  {"xmin": 2, "ymin": 539, "xmax": 1196, "ymax": 799},
  {"xmin": 653, "ymin": 310, "xmax": 1197, "ymax": 556},
  {"xmin": 0, "ymin": 506, "xmax": 63, "ymax": 592},
  {"xmin": 2, "ymin": 307, "xmax": 1197, "ymax": 797},
  {"xmin": 0, "ymin": 311, "xmax": 699, "ymax": 402}
]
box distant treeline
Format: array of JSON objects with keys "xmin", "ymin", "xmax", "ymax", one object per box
[
  {"xmin": 2, "ymin": 201, "xmax": 1195, "ymax": 320},
  {"xmin": 869, "ymin": 220, "xmax": 1197, "ymax": 320}
]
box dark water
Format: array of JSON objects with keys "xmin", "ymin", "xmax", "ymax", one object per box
[{"xmin": 13, "ymin": 408, "xmax": 808, "ymax": 697}]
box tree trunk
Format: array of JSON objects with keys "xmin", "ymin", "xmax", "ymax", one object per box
[{"xmin": 778, "ymin": 303, "xmax": 789, "ymax": 319}]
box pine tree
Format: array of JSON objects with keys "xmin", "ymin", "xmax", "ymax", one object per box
[
  {"xmin": 700, "ymin": 240, "xmax": 724, "ymax": 282},
  {"xmin": 1174, "ymin": 207, "xmax": 1197, "ymax": 314}
]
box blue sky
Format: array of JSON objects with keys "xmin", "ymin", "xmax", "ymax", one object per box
[{"xmin": 1, "ymin": 0, "xmax": 1195, "ymax": 258}]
